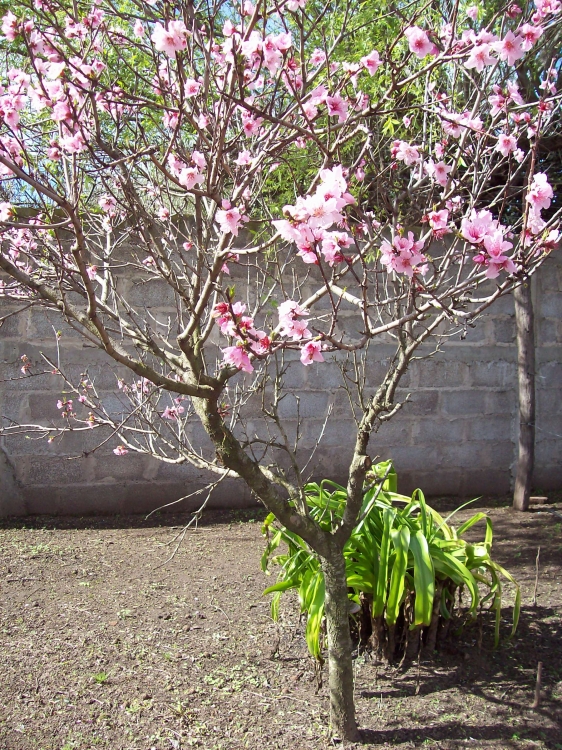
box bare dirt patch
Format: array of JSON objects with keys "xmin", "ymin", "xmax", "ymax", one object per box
[{"xmin": 0, "ymin": 497, "xmax": 561, "ymax": 750}]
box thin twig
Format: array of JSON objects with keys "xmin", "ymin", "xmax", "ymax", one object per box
[
  {"xmin": 531, "ymin": 662, "xmax": 543, "ymax": 709},
  {"xmin": 532, "ymin": 546, "xmax": 540, "ymax": 607}
]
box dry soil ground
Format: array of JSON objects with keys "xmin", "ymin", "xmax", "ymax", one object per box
[{"xmin": 0, "ymin": 497, "xmax": 561, "ymax": 750}]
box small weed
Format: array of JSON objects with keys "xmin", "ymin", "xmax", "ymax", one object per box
[{"xmin": 92, "ymin": 672, "xmax": 109, "ymax": 685}]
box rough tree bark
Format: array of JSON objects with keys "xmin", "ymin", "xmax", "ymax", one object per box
[
  {"xmin": 321, "ymin": 550, "xmax": 360, "ymax": 742},
  {"xmin": 513, "ymin": 280, "xmax": 535, "ymax": 512}
]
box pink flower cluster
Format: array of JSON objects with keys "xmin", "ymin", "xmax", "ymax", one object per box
[
  {"xmin": 151, "ymin": 20, "xmax": 190, "ymax": 58},
  {"xmin": 213, "ymin": 301, "xmax": 270, "ymax": 374},
  {"xmin": 524, "ymin": 172, "xmax": 558, "ymax": 248},
  {"xmin": 379, "ymin": 232, "xmax": 427, "ymax": 278},
  {"xmin": 216, "ymin": 201, "xmax": 249, "ymax": 237},
  {"xmin": 272, "ymin": 166, "xmax": 355, "ymax": 265},
  {"xmin": 168, "ymin": 151, "xmax": 206, "ymax": 190},
  {"xmin": 461, "ymin": 209, "xmax": 516, "ymax": 278},
  {"xmin": 278, "ymin": 301, "xmax": 311, "ymax": 340},
  {"xmin": 162, "ymin": 399, "xmax": 185, "ymax": 420}
]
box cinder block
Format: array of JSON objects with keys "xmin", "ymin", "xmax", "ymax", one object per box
[
  {"xmin": 469, "ymin": 361, "xmax": 515, "ymax": 388},
  {"xmin": 535, "ymin": 439, "xmax": 562, "ymax": 465},
  {"xmin": 538, "ymin": 361, "xmax": 562, "ymax": 389},
  {"xmin": 404, "ymin": 390, "xmax": 439, "ymax": 415},
  {"xmin": 384, "ymin": 445, "xmax": 439, "ymax": 473},
  {"xmin": 277, "ymin": 390, "xmax": 329, "ymax": 419},
  {"xmin": 127, "ymin": 278, "xmax": 177, "ymax": 308},
  {"xmin": 441, "ymin": 389, "xmax": 487, "ymax": 416},
  {"xmin": 537, "ymin": 389, "xmax": 562, "ymax": 416},
  {"xmin": 538, "ymin": 319, "xmax": 562, "ymax": 345},
  {"xmin": 467, "ymin": 417, "xmax": 513, "ymax": 442},
  {"xmin": 94, "ymin": 453, "xmax": 158, "ymax": 482},
  {"xmin": 16, "ymin": 454, "xmax": 95, "ymax": 485},
  {"xmin": 400, "ymin": 470, "xmax": 463, "ymax": 497},
  {"xmin": 413, "ymin": 417, "xmax": 468, "ymax": 443},
  {"xmin": 54, "ymin": 483, "xmax": 127, "ymax": 516},
  {"xmin": 414, "ymin": 360, "xmax": 470, "ymax": 388},
  {"xmin": 0, "ymin": 391, "xmax": 28, "ymax": 423},
  {"xmin": 541, "ymin": 292, "xmax": 562, "ymax": 319},
  {"xmin": 491, "ymin": 318, "xmax": 516, "ymax": 345},
  {"xmin": 485, "ymin": 390, "xmax": 514, "ymax": 416}
]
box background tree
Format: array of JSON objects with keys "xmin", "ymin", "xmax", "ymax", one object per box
[{"xmin": 0, "ymin": 0, "xmax": 560, "ymax": 740}]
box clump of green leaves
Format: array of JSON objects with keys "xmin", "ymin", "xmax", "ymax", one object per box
[{"xmin": 262, "ymin": 462, "xmax": 519, "ymax": 661}]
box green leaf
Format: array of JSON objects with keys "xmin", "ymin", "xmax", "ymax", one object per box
[
  {"xmin": 373, "ymin": 506, "xmax": 395, "ymax": 617},
  {"xmin": 385, "ymin": 526, "xmax": 410, "ymax": 626},
  {"xmin": 409, "ymin": 531, "xmax": 435, "ymax": 628}
]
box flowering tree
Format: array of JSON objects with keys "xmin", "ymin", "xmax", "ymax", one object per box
[{"xmin": 0, "ymin": 0, "xmax": 561, "ymax": 739}]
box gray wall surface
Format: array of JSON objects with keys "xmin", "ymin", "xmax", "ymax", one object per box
[{"xmin": 1, "ymin": 254, "xmax": 561, "ymax": 517}]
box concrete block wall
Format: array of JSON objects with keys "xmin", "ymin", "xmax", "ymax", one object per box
[{"xmin": 1, "ymin": 253, "xmax": 561, "ymax": 516}]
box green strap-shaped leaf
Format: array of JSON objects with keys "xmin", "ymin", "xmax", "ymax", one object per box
[
  {"xmin": 304, "ymin": 571, "xmax": 325, "ymax": 660},
  {"xmin": 409, "ymin": 530, "xmax": 435, "ymax": 627},
  {"xmin": 385, "ymin": 526, "xmax": 411, "ymax": 626},
  {"xmin": 373, "ymin": 507, "xmax": 395, "ymax": 617},
  {"xmin": 431, "ymin": 547, "xmax": 480, "ymax": 614}
]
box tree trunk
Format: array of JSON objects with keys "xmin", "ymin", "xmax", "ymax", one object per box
[
  {"xmin": 513, "ymin": 281, "xmax": 535, "ymax": 512},
  {"xmin": 321, "ymin": 552, "xmax": 360, "ymax": 742}
]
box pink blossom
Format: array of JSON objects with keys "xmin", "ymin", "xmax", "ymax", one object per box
[
  {"xmin": 162, "ymin": 405, "xmax": 185, "ymax": 420},
  {"xmin": 222, "ymin": 345, "xmax": 253, "ymax": 373},
  {"xmin": 309, "ymin": 48, "xmax": 326, "ymax": 67},
  {"xmin": 185, "ymin": 79, "xmax": 201, "ymax": 97},
  {"xmin": 526, "ymin": 172, "xmax": 553, "ymax": 212},
  {"xmin": 1, "ymin": 11, "xmax": 19, "ymax": 41},
  {"xmin": 191, "ymin": 151, "xmax": 206, "ymax": 169},
  {"xmin": 492, "ymin": 31, "xmax": 525, "ymax": 66},
  {"xmin": 60, "ymin": 132, "xmax": 86, "ymax": 154},
  {"xmin": 427, "ymin": 209, "xmax": 450, "ymax": 235},
  {"xmin": 241, "ymin": 112, "xmax": 263, "ymax": 136},
  {"xmin": 361, "ymin": 50, "xmax": 381, "ymax": 76},
  {"xmin": 235, "ymin": 150, "xmax": 252, "ymax": 166},
  {"xmin": 466, "ymin": 5, "xmax": 479, "ymax": 20},
  {"xmin": 151, "ymin": 20, "xmax": 189, "ymax": 58},
  {"xmin": 278, "ymin": 300, "xmax": 311, "ymax": 339},
  {"xmin": 534, "ymin": 0, "xmax": 561, "ymax": 18},
  {"xmin": 380, "ymin": 232, "xmax": 427, "ymax": 277},
  {"xmin": 465, "ymin": 43, "xmax": 497, "ymax": 72},
  {"xmin": 286, "ymin": 0, "xmax": 307, "ymax": 9},
  {"xmin": 0, "ymin": 202, "xmax": 13, "ymax": 221},
  {"xmin": 113, "ymin": 445, "xmax": 129, "ymax": 456},
  {"xmin": 87, "ymin": 265, "xmax": 97, "ymax": 280},
  {"xmin": 481, "ymin": 230, "xmax": 516, "ymax": 277},
  {"xmin": 178, "ymin": 167, "xmax": 204, "ymax": 190},
  {"xmin": 133, "ymin": 20, "xmax": 145, "ymax": 37},
  {"xmin": 326, "ymin": 94, "xmax": 349, "ymax": 123},
  {"xmin": 99, "ymin": 195, "xmax": 116, "ymax": 214},
  {"xmin": 425, "ymin": 159, "xmax": 452, "ymax": 186},
  {"xmin": 461, "ymin": 209, "xmax": 496, "ymax": 244},
  {"xmin": 404, "ymin": 27, "xmax": 436, "ymax": 59},
  {"xmin": 216, "ymin": 206, "xmax": 243, "ymax": 236},
  {"xmin": 507, "ymin": 4, "xmax": 523, "ymax": 17},
  {"xmin": 518, "ymin": 23, "xmax": 543, "ymax": 50},
  {"xmin": 393, "ymin": 140, "xmax": 421, "ymax": 166},
  {"xmin": 496, "ymin": 133, "xmax": 518, "ymax": 157},
  {"xmin": 300, "ymin": 340, "xmax": 324, "ymax": 366}
]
